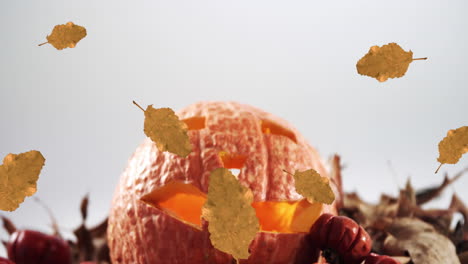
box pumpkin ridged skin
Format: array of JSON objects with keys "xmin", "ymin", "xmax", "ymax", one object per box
[{"xmin": 108, "ymin": 101, "xmax": 341, "ymax": 264}]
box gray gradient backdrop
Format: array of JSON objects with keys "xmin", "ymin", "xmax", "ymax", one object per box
[{"xmin": 1, "ymin": 0, "xmax": 467, "ymax": 258}]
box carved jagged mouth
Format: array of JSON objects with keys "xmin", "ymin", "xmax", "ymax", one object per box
[{"xmin": 140, "ymin": 179, "xmax": 323, "ymax": 233}]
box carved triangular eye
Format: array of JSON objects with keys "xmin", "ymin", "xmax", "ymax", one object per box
[
  {"xmin": 182, "ymin": 116, "xmax": 206, "ymax": 130},
  {"xmin": 261, "ymin": 119, "xmax": 297, "ymax": 143}
]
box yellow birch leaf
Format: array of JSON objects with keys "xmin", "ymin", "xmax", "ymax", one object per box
[
  {"xmin": 436, "ymin": 126, "xmax": 468, "ymax": 173},
  {"xmin": 134, "ymin": 101, "xmax": 192, "ymax": 157},
  {"xmin": 293, "ymin": 169, "xmax": 335, "ymax": 205},
  {"xmin": 356, "ymin": 43, "xmax": 427, "ymax": 82},
  {"xmin": 39, "ymin": 22, "xmax": 87, "ymax": 50},
  {"xmin": 0, "ymin": 150, "xmax": 45, "ymax": 211},
  {"xmin": 202, "ymin": 168, "xmax": 259, "ymax": 260}
]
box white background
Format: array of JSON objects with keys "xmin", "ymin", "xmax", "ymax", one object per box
[{"xmin": 1, "ymin": 0, "xmax": 467, "ymax": 258}]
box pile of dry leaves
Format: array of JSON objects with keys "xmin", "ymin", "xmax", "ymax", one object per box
[{"xmin": 339, "ymin": 162, "xmax": 468, "ymax": 264}]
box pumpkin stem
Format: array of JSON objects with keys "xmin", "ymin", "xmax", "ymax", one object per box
[{"xmin": 133, "ymin": 100, "xmax": 145, "ymax": 112}]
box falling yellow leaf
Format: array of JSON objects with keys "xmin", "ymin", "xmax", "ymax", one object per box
[
  {"xmin": 0, "ymin": 150, "xmax": 45, "ymax": 211},
  {"xmin": 292, "ymin": 169, "xmax": 335, "ymax": 205},
  {"xmin": 39, "ymin": 22, "xmax": 87, "ymax": 50},
  {"xmin": 133, "ymin": 101, "xmax": 192, "ymax": 157},
  {"xmin": 356, "ymin": 43, "xmax": 427, "ymax": 82},
  {"xmin": 436, "ymin": 126, "xmax": 468, "ymax": 173},
  {"xmin": 202, "ymin": 168, "xmax": 259, "ymax": 260}
]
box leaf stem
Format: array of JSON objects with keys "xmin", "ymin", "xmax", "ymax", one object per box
[
  {"xmin": 38, "ymin": 42, "xmax": 48, "ymax": 46},
  {"xmin": 413, "ymin": 57, "xmax": 428, "ymax": 61},
  {"xmin": 282, "ymin": 169, "xmax": 293, "ymax": 176},
  {"xmin": 435, "ymin": 163, "xmax": 443, "ymax": 174},
  {"xmin": 133, "ymin": 100, "xmax": 145, "ymax": 112}
]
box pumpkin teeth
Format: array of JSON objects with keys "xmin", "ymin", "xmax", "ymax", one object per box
[
  {"xmin": 218, "ymin": 151, "xmax": 247, "ymax": 169},
  {"xmin": 228, "ymin": 168, "xmax": 241, "ymax": 177}
]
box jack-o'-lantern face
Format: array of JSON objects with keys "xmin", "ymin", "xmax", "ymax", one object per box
[{"xmin": 108, "ymin": 101, "xmax": 340, "ymax": 264}]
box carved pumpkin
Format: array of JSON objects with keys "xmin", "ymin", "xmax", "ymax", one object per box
[{"xmin": 108, "ymin": 101, "xmax": 341, "ymax": 264}]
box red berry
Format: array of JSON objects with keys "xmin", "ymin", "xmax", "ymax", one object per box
[
  {"xmin": 309, "ymin": 213, "xmax": 334, "ymax": 248},
  {"xmin": 0, "ymin": 256, "xmax": 15, "ymax": 264},
  {"xmin": 7, "ymin": 230, "xmax": 71, "ymax": 264},
  {"xmin": 342, "ymin": 225, "xmax": 372, "ymax": 263},
  {"xmin": 327, "ymin": 215, "xmax": 360, "ymax": 254},
  {"xmin": 308, "ymin": 214, "xmax": 372, "ymax": 264},
  {"xmin": 365, "ymin": 253, "xmax": 401, "ymax": 264}
]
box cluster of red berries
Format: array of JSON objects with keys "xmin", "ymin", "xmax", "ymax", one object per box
[
  {"xmin": 309, "ymin": 213, "xmax": 400, "ymax": 264},
  {"xmin": 0, "ymin": 229, "xmax": 95, "ymax": 264},
  {"xmin": 1, "ymin": 214, "xmax": 398, "ymax": 264}
]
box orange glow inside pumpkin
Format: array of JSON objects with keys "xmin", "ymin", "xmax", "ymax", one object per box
[
  {"xmin": 261, "ymin": 119, "xmax": 297, "ymax": 143},
  {"xmin": 140, "ymin": 181, "xmax": 323, "ymax": 233},
  {"xmin": 182, "ymin": 116, "xmax": 206, "ymax": 130}
]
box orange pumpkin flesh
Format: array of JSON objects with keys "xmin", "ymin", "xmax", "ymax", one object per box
[{"xmin": 108, "ymin": 101, "xmax": 341, "ymax": 264}]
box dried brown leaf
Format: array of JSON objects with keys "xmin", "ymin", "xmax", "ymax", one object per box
[
  {"xmin": 383, "ymin": 217, "xmax": 460, "ymax": 264},
  {"xmin": 459, "ymin": 251, "xmax": 468, "ymax": 264},
  {"xmin": 293, "ymin": 169, "xmax": 335, "ymax": 204},
  {"xmin": 344, "ymin": 192, "xmax": 398, "ymax": 227},
  {"xmin": 134, "ymin": 101, "xmax": 192, "ymax": 157},
  {"xmin": 391, "ymin": 256, "xmax": 412, "ymax": 264},
  {"xmin": 458, "ymin": 240, "xmax": 468, "ymax": 254},
  {"xmin": 397, "ymin": 179, "xmax": 417, "ymax": 217},
  {"xmin": 329, "ymin": 154, "xmax": 344, "ymax": 210},
  {"xmin": 89, "ymin": 217, "xmax": 108, "ymax": 238},
  {"xmin": 356, "ymin": 42, "xmax": 426, "ymax": 82},
  {"xmin": 80, "ymin": 194, "xmax": 89, "ymax": 221},
  {"xmin": 417, "ymin": 167, "xmax": 467, "ymax": 205},
  {"xmin": 70, "ymin": 194, "xmax": 110, "ymax": 263},
  {"xmin": 202, "ymin": 168, "xmax": 259, "ymax": 260},
  {"xmin": 452, "ymin": 221, "xmax": 465, "ymax": 246},
  {"xmin": 0, "ymin": 150, "xmax": 45, "ymax": 211},
  {"xmin": 39, "ymin": 22, "xmax": 87, "ymax": 50},
  {"xmin": 436, "ymin": 126, "xmax": 468, "ymax": 173},
  {"xmin": 73, "ymin": 224, "xmax": 94, "ymax": 261},
  {"xmin": 1, "ymin": 215, "xmax": 16, "ymax": 234},
  {"xmin": 450, "ymin": 194, "xmax": 468, "ymax": 240}
]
